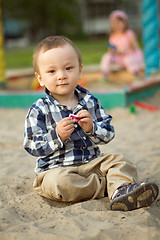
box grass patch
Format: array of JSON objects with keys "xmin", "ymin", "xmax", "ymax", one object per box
[
  {"xmin": 5, "ymin": 45, "xmax": 36, "ymax": 69},
  {"xmin": 75, "ymin": 39, "xmax": 107, "ymax": 65}
]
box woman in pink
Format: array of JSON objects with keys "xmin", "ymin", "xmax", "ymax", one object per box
[{"xmin": 100, "ymin": 10, "xmax": 144, "ymax": 78}]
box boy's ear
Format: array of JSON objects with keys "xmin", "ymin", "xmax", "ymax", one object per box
[
  {"xmin": 79, "ymin": 64, "xmax": 83, "ymax": 79},
  {"xmin": 35, "ymin": 72, "xmax": 44, "ymax": 86}
]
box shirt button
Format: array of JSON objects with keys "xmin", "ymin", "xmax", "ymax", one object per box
[{"xmin": 83, "ymin": 137, "xmax": 86, "ymax": 140}]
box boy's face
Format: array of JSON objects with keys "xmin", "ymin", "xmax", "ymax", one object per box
[{"xmin": 35, "ymin": 44, "xmax": 82, "ymax": 99}]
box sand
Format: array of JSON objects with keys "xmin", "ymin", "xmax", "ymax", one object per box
[{"xmin": 0, "ymin": 90, "xmax": 160, "ymax": 240}]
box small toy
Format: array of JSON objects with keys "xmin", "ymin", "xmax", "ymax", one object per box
[
  {"xmin": 31, "ymin": 77, "xmax": 44, "ymax": 91},
  {"xmin": 107, "ymin": 42, "xmax": 117, "ymax": 50},
  {"xmin": 134, "ymin": 101, "xmax": 159, "ymax": 112},
  {"xmin": 130, "ymin": 105, "xmax": 136, "ymax": 114},
  {"xmin": 69, "ymin": 114, "xmax": 80, "ymax": 122}
]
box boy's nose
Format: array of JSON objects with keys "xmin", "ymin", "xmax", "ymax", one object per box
[{"xmin": 57, "ymin": 71, "xmax": 66, "ymax": 80}]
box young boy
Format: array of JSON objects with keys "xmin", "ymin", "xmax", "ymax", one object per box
[{"xmin": 24, "ymin": 36, "xmax": 159, "ymax": 211}]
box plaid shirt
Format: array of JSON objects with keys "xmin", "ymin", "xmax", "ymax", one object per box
[{"xmin": 24, "ymin": 85, "xmax": 115, "ymax": 173}]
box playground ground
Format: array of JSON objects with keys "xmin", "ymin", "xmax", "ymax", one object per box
[{"xmin": 0, "ymin": 73, "xmax": 160, "ymax": 239}]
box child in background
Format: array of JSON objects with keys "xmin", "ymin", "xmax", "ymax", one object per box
[
  {"xmin": 24, "ymin": 36, "xmax": 158, "ymax": 211},
  {"xmin": 100, "ymin": 10, "xmax": 144, "ymax": 79}
]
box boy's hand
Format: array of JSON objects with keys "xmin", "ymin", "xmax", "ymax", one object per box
[
  {"xmin": 57, "ymin": 117, "xmax": 75, "ymax": 142},
  {"xmin": 77, "ymin": 110, "xmax": 93, "ymax": 133}
]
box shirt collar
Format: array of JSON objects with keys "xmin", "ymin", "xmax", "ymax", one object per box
[{"xmin": 45, "ymin": 85, "xmax": 91, "ymax": 108}]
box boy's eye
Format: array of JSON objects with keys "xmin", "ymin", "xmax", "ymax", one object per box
[
  {"xmin": 49, "ymin": 70, "xmax": 55, "ymax": 73},
  {"xmin": 66, "ymin": 66, "xmax": 73, "ymax": 70}
]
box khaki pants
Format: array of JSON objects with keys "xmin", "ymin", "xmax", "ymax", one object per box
[{"xmin": 33, "ymin": 153, "xmax": 138, "ymax": 203}]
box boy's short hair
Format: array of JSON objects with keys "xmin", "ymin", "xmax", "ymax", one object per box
[{"xmin": 33, "ymin": 36, "xmax": 82, "ymax": 73}]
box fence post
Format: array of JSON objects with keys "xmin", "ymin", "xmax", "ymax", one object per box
[
  {"xmin": 0, "ymin": 4, "xmax": 6, "ymax": 87},
  {"xmin": 142, "ymin": 0, "xmax": 159, "ymax": 76}
]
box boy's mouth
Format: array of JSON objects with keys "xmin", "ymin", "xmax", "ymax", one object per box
[{"xmin": 58, "ymin": 82, "xmax": 68, "ymax": 86}]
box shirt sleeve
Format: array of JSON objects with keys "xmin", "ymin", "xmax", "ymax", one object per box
[
  {"xmin": 23, "ymin": 106, "xmax": 63, "ymax": 157},
  {"xmin": 86, "ymin": 97, "xmax": 115, "ymax": 144}
]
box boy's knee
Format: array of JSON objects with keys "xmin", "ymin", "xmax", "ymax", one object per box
[
  {"xmin": 43, "ymin": 167, "xmax": 67, "ymax": 188},
  {"xmin": 41, "ymin": 167, "xmax": 77, "ymax": 201}
]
